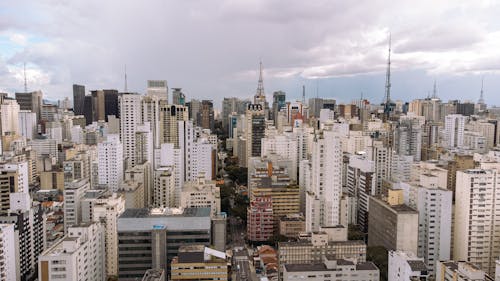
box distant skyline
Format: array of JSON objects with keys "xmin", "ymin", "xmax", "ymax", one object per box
[{"xmin": 1, "ymin": 1, "xmax": 500, "ymax": 106}]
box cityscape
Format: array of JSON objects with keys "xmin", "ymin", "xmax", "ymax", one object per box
[{"xmin": 2, "ymin": 1, "xmax": 500, "ymax": 281}]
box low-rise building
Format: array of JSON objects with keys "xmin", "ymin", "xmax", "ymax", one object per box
[
  {"xmin": 388, "ymin": 251, "xmax": 429, "ymax": 281},
  {"xmin": 436, "ymin": 261, "xmax": 493, "ymax": 281},
  {"xmin": 283, "ymin": 256, "xmax": 379, "ymax": 281},
  {"xmin": 279, "ymin": 213, "xmax": 305, "ymax": 238},
  {"xmin": 170, "ymin": 245, "xmax": 227, "ymax": 281}
]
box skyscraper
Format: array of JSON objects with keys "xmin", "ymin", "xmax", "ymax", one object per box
[
  {"xmin": 305, "ymin": 130, "xmax": 343, "ymax": 231},
  {"xmin": 103, "ymin": 89, "xmax": 119, "ymax": 121},
  {"xmin": 199, "ymin": 100, "xmax": 214, "ymax": 131},
  {"xmin": 171, "ymin": 88, "xmax": 185, "ymax": 105},
  {"xmin": 72, "ymin": 84, "xmax": 85, "ymax": 115},
  {"xmin": 119, "ymin": 92, "xmax": 142, "ymax": 168},
  {"xmin": 15, "ymin": 90, "xmax": 42, "ymax": 123},
  {"xmin": 454, "ymin": 167, "xmax": 500, "ymax": 275},
  {"xmin": 147, "ymin": 80, "xmax": 168, "ymax": 100},
  {"xmin": 444, "ymin": 114, "xmax": 466, "ymax": 148},
  {"xmin": 98, "ymin": 134, "xmax": 124, "ymax": 192},
  {"xmin": 245, "ymin": 104, "xmax": 266, "ymax": 161},
  {"xmin": 272, "ymin": 91, "xmax": 286, "ymax": 124}
]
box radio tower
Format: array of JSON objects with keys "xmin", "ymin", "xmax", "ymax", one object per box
[
  {"xmin": 124, "ymin": 64, "xmax": 128, "ymax": 92},
  {"xmin": 478, "ymin": 77, "xmax": 485, "ymax": 104},
  {"xmin": 383, "ymin": 33, "xmax": 392, "ymax": 117}
]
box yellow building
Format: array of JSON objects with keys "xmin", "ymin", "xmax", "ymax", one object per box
[
  {"xmin": 171, "ymin": 245, "xmax": 227, "ymax": 281},
  {"xmin": 251, "ymin": 185, "xmax": 300, "ymax": 232}
]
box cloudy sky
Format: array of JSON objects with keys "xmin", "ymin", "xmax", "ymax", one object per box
[{"xmin": 1, "ymin": 0, "xmax": 500, "ymax": 107}]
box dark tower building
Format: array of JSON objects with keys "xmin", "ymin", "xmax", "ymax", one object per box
[
  {"xmin": 73, "ymin": 84, "xmax": 85, "ymax": 115},
  {"xmin": 83, "ymin": 95, "xmax": 93, "ymax": 125},
  {"xmin": 104, "ymin": 89, "xmax": 119, "ymax": 121},
  {"xmin": 272, "ymin": 91, "xmax": 286, "ymax": 124},
  {"xmin": 199, "ymin": 100, "xmax": 215, "ymax": 131}
]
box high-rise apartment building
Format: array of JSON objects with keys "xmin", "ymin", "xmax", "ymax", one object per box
[
  {"xmin": 444, "ymin": 114, "xmax": 466, "ymax": 148},
  {"xmin": 38, "ymin": 222, "xmax": 106, "ymax": 281},
  {"xmin": 98, "ymin": 134, "xmax": 124, "ymax": 192},
  {"xmin": 388, "ymin": 251, "xmax": 429, "ymax": 281},
  {"xmin": 18, "ymin": 110, "xmax": 37, "ymax": 140},
  {"xmin": 63, "ymin": 178, "xmax": 90, "ymax": 232},
  {"xmin": 394, "ymin": 114, "xmax": 422, "ymax": 161},
  {"xmin": 180, "ymin": 173, "xmax": 220, "ymax": 217},
  {"xmin": 159, "ymin": 103, "xmax": 188, "ymax": 148},
  {"xmin": 186, "ymin": 99, "xmax": 201, "ymax": 124},
  {"xmin": 1, "ymin": 98, "xmax": 20, "ymax": 136},
  {"xmin": 305, "ymin": 130, "xmax": 343, "ymax": 231},
  {"xmin": 346, "ymin": 154, "xmax": 375, "ymax": 231},
  {"xmin": 119, "ymin": 92, "xmax": 143, "ymax": 168},
  {"xmin": 247, "ymin": 196, "xmax": 274, "ymax": 242},
  {"xmin": 454, "ymin": 168, "xmax": 500, "ymax": 275},
  {"xmin": 0, "ymin": 224, "xmax": 19, "ymax": 281},
  {"xmin": 147, "ymin": 80, "xmax": 168, "ymax": 100}
]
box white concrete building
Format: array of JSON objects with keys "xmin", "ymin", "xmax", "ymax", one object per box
[
  {"xmin": 0, "ymin": 162, "xmax": 29, "ymax": 193},
  {"xmin": 444, "ymin": 114, "xmax": 466, "ymax": 148},
  {"xmin": 346, "ymin": 154, "xmax": 375, "ymax": 231},
  {"xmin": 119, "ymin": 92, "xmax": 142, "ymax": 168},
  {"xmin": 153, "ymin": 167, "xmax": 176, "ymax": 208},
  {"xmin": 388, "ymin": 251, "xmax": 429, "ymax": 281},
  {"xmin": 63, "ymin": 178, "xmax": 90, "ymax": 233},
  {"xmin": 0, "ymin": 224, "xmax": 19, "ymax": 281},
  {"xmin": 454, "ymin": 168, "xmax": 500, "ymax": 275},
  {"xmin": 399, "ymin": 179, "xmax": 452, "ymax": 275},
  {"xmin": 98, "ymin": 134, "xmax": 124, "ymax": 192},
  {"xmin": 180, "ymin": 173, "xmax": 221, "ymax": 217},
  {"xmin": 437, "ymin": 261, "xmax": 491, "ymax": 281},
  {"xmin": 81, "ymin": 192, "xmax": 125, "ymax": 277},
  {"xmin": 18, "ymin": 110, "xmax": 37, "ymax": 140},
  {"xmin": 155, "ymin": 143, "xmax": 183, "ymax": 207},
  {"xmin": 28, "ymin": 138, "xmax": 58, "ymax": 158},
  {"xmin": 38, "ymin": 222, "xmax": 105, "ymax": 281},
  {"xmin": 306, "ymin": 130, "xmax": 343, "ymax": 232},
  {"xmin": 283, "ymin": 256, "xmax": 379, "ymax": 281},
  {"xmin": 0, "ymin": 98, "xmax": 20, "ymax": 135},
  {"xmin": 261, "ymin": 133, "xmax": 299, "ymax": 182}
]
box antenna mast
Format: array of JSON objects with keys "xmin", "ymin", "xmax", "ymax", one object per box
[
  {"xmin": 432, "ymin": 80, "xmax": 437, "ymax": 99},
  {"xmin": 383, "ymin": 33, "xmax": 392, "ymax": 116}
]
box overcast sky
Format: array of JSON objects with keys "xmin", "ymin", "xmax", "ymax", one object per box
[{"xmin": 1, "ymin": 0, "xmax": 500, "ymax": 108}]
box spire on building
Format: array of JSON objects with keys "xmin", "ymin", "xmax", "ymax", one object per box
[
  {"xmin": 256, "ymin": 61, "xmax": 264, "ymax": 97},
  {"xmin": 478, "ymin": 77, "xmax": 485, "ymax": 104},
  {"xmin": 383, "ymin": 33, "xmax": 392, "ymax": 116},
  {"xmin": 432, "ymin": 80, "xmax": 438, "ymax": 99}
]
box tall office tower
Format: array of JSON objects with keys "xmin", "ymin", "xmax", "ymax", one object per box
[
  {"xmin": 155, "ymin": 143, "xmax": 183, "ymax": 206},
  {"xmin": 456, "ymin": 102, "xmax": 475, "ymax": 116},
  {"xmin": 18, "ymin": 110, "xmax": 37, "ymax": 140},
  {"xmin": 444, "ymin": 114, "xmax": 466, "ymax": 148},
  {"xmin": 135, "ymin": 123, "xmax": 153, "ymax": 166},
  {"xmin": 38, "ymin": 222, "xmax": 106, "ymax": 281},
  {"xmin": 305, "ymin": 130, "xmax": 343, "ymax": 232},
  {"xmin": 245, "ymin": 104, "xmax": 266, "ymax": 163},
  {"xmin": 90, "ymin": 90, "xmax": 105, "ymax": 122},
  {"xmin": 468, "ymin": 120, "xmax": 496, "ymax": 149},
  {"xmin": 73, "ymin": 84, "xmax": 85, "ymax": 115},
  {"xmin": 186, "ymin": 99, "xmax": 201, "ymax": 124},
  {"xmin": 153, "ymin": 167, "xmax": 176, "ymax": 207},
  {"xmin": 421, "ymin": 97, "xmax": 442, "ymax": 122},
  {"xmin": 147, "ymin": 80, "xmax": 168, "ymax": 100},
  {"xmin": 188, "ymin": 139, "xmax": 214, "ymax": 181},
  {"xmin": 117, "ymin": 207, "xmax": 212, "ymax": 280},
  {"xmin": 0, "ymin": 161, "xmax": 29, "ymax": 197},
  {"xmin": 15, "ymin": 90, "xmax": 42, "ymax": 122},
  {"xmin": 98, "ymin": 134, "xmax": 124, "ymax": 192},
  {"xmin": 80, "ymin": 192, "xmax": 125, "ymax": 276},
  {"xmin": 83, "ymin": 95, "xmax": 93, "ymax": 125},
  {"xmin": 0, "ymin": 98, "xmax": 20, "ymax": 135},
  {"xmin": 199, "ymin": 100, "xmax": 215, "ymax": 131},
  {"xmin": 346, "ymin": 154, "xmax": 375, "ymax": 231},
  {"xmin": 103, "ymin": 89, "xmax": 119, "ymax": 121},
  {"xmin": 221, "ymin": 97, "xmax": 240, "ymax": 133},
  {"xmin": 142, "ymin": 93, "xmax": 165, "ymax": 149},
  {"xmin": 399, "ymin": 180, "xmax": 452, "ymax": 276},
  {"xmin": 171, "ymin": 88, "xmax": 185, "ymax": 105},
  {"xmin": 0, "ymin": 193, "xmax": 46, "ymax": 281},
  {"xmin": 119, "ymin": 92, "xmax": 142, "ymax": 168},
  {"xmin": 272, "ymin": 91, "xmax": 286, "ymax": 124},
  {"xmin": 308, "ymin": 97, "xmax": 324, "ymax": 118},
  {"xmin": 159, "ymin": 103, "xmax": 188, "ymax": 148},
  {"xmin": 388, "ymin": 251, "xmax": 430, "ymax": 281},
  {"xmin": 63, "ymin": 178, "xmax": 90, "ymax": 232},
  {"xmin": 454, "ymin": 168, "xmax": 500, "ymax": 275},
  {"xmin": 394, "ymin": 115, "xmax": 422, "ymax": 161},
  {"xmin": 0, "ymin": 224, "xmax": 18, "ymax": 281}
]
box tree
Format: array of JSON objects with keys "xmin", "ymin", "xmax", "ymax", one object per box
[{"xmin": 367, "ymin": 246, "xmax": 388, "ymax": 281}]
